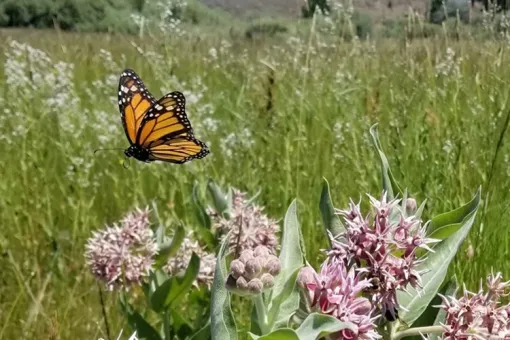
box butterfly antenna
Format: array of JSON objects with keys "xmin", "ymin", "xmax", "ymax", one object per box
[{"xmin": 93, "ymin": 147, "xmax": 124, "ymax": 154}]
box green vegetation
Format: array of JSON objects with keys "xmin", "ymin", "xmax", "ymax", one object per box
[{"xmin": 2, "ymin": 6, "xmax": 510, "ymax": 339}]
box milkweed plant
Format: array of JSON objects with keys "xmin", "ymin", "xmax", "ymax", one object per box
[{"xmin": 85, "ymin": 124, "xmax": 508, "ymax": 340}]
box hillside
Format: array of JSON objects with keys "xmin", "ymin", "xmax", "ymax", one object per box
[{"xmin": 198, "ymin": 0, "xmax": 430, "ymax": 18}]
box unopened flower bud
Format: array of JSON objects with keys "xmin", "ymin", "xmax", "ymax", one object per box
[
  {"xmin": 466, "ymin": 244, "xmax": 474, "ymax": 259},
  {"xmin": 254, "ymin": 245, "xmax": 270, "ymax": 257},
  {"xmin": 260, "ymin": 273, "xmax": 275, "ymax": 289},
  {"xmin": 265, "ymin": 255, "xmax": 281, "ymax": 276},
  {"xmin": 405, "ymin": 198, "xmax": 417, "ymax": 216},
  {"xmin": 239, "ymin": 249, "xmax": 254, "ymax": 264},
  {"xmin": 230, "ymin": 259, "xmax": 245, "ymax": 278},
  {"xmin": 245, "ymin": 258, "xmax": 262, "ymax": 279},
  {"xmin": 297, "ymin": 266, "xmax": 315, "ymax": 288},
  {"xmin": 236, "ymin": 276, "xmax": 248, "ymax": 290},
  {"xmin": 247, "ymin": 278, "xmax": 263, "ymax": 294}
]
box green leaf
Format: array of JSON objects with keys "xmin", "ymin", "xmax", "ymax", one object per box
[
  {"xmin": 319, "ymin": 178, "xmax": 344, "ymax": 242},
  {"xmin": 150, "ymin": 253, "xmax": 200, "ymax": 312},
  {"xmin": 250, "ymin": 304, "xmax": 263, "ymax": 335},
  {"xmin": 267, "ymin": 200, "xmax": 304, "ymax": 330},
  {"xmin": 127, "ymin": 310, "xmax": 162, "ymax": 340},
  {"xmin": 193, "ymin": 182, "xmax": 212, "ymax": 229},
  {"xmin": 402, "ymin": 277, "xmax": 457, "ymax": 340},
  {"xmin": 248, "ymin": 329, "xmax": 299, "ymax": 340},
  {"xmin": 207, "ymin": 180, "xmax": 229, "ymax": 216},
  {"xmin": 397, "ymin": 188, "xmax": 481, "ymax": 326},
  {"xmin": 190, "ymin": 321, "xmax": 212, "ymax": 340},
  {"xmin": 267, "ymin": 267, "xmax": 301, "ymax": 329},
  {"xmin": 428, "ymin": 188, "xmax": 481, "ymax": 240},
  {"xmin": 369, "ymin": 124, "xmax": 403, "ymax": 200},
  {"xmin": 211, "ymin": 230, "xmax": 238, "ymax": 340},
  {"xmin": 154, "ymin": 224, "xmax": 185, "ymax": 268},
  {"xmin": 296, "ymin": 313, "xmax": 355, "ymax": 339},
  {"xmin": 170, "ymin": 308, "xmax": 195, "ymax": 339}
]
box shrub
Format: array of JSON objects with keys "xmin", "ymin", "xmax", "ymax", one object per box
[
  {"xmin": 0, "ymin": 0, "xmax": 137, "ymax": 33},
  {"xmin": 430, "ymin": 0, "xmax": 471, "ymax": 24},
  {"xmin": 245, "ymin": 22, "xmax": 288, "ymax": 40}
]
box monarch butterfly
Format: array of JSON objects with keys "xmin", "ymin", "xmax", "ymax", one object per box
[{"xmin": 118, "ymin": 69, "xmax": 209, "ymax": 164}]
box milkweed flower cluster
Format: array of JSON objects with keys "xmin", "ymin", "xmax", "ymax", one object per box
[
  {"xmin": 226, "ymin": 245, "xmax": 281, "ymax": 296},
  {"xmin": 436, "ymin": 272, "xmax": 510, "ymax": 339},
  {"xmin": 208, "ymin": 189, "xmax": 279, "ymax": 254},
  {"xmin": 85, "ymin": 208, "xmax": 158, "ymax": 290},
  {"xmin": 164, "ymin": 234, "xmax": 216, "ymax": 288},
  {"xmin": 297, "ymin": 259, "xmax": 381, "ymax": 340},
  {"xmin": 327, "ymin": 193, "xmax": 439, "ymax": 318}
]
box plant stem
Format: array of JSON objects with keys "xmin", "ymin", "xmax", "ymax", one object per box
[
  {"xmin": 392, "ymin": 326, "xmax": 444, "ymax": 340},
  {"xmin": 253, "ymin": 295, "xmax": 269, "ymax": 334},
  {"xmin": 163, "ymin": 309, "xmax": 171, "ymax": 340},
  {"xmin": 97, "ymin": 282, "xmax": 112, "ymax": 340}
]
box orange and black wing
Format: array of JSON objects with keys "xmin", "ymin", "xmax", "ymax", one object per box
[
  {"xmin": 134, "ymin": 91, "xmax": 209, "ymax": 163},
  {"xmin": 118, "ymin": 69, "xmax": 156, "ymax": 145},
  {"xmin": 135, "ymin": 91, "xmax": 196, "ymax": 148},
  {"xmin": 148, "ymin": 136, "xmax": 210, "ymax": 164}
]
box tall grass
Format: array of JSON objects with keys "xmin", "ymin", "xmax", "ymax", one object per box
[{"xmin": 1, "ymin": 27, "xmax": 510, "ymax": 338}]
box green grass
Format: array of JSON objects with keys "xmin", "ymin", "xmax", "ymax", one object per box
[{"xmin": 1, "ymin": 27, "xmax": 510, "ymax": 339}]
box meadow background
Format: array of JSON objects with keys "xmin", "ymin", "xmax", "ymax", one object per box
[{"xmin": 2, "ymin": 0, "xmax": 510, "ymax": 338}]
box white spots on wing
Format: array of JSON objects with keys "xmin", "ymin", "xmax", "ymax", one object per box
[
  {"xmin": 118, "ymin": 100, "xmax": 122, "ymax": 105},
  {"xmin": 130, "ymin": 85, "xmax": 138, "ymax": 92},
  {"xmin": 155, "ymin": 104, "xmax": 163, "ymax": 110},
  {"xmin": 121, "ymin": 86, "xmax": 129, "ymax": 93}
]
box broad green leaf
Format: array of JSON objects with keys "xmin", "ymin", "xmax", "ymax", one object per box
[
  {"xmin": 170, "ymin": 308, "xmax": 195, "ymax": 339},
  {"xmin": 190, "ymin": 321, "xmax": 212, "ymax": 340},
  {"xmin": 248, "ymin": 329, "xmax": 299, "ymax": 340},
  {"xmin": 193, "ymin": 182, "xmax": 212, "ymax": 229},
  {"xmin": 154, "ymin": 224, "xmax": 185, "ymax": 268},
  {"xmin": 150, "ymin": 277, "xmax": 177, "ymax": 312},
  {"xmin": 369, "ymin": 124, "xmax": 403, "ymax": 200},
  {"xmin": 402, "ymin": 277, "xmax": 457, "ymax": 340},
  {"xmin": 168, "ymin": 253, "xmax": 200, "ymax": 308},
  {"xmin": 296, "ymin": 313, "xmax": 355, "ymax": 339},
  {"xmin": 211, "ymin": 230, "xmax": 238, "ymax": 340},
  {"xmin": 267, "ymin": 200, "xmax": 304, "ymax": 330},
  {"xmin": 207, "ymin": 180, "xmax": 229, "ymax": 216},
  {"xmin": 150, "ymin": 253, "xmax": 200, "ymax": 312},
  {"xmin": 267, "ymin": 267, "xmax": 301, "ymax": 329},
  {"xmin": 127, "ymin": 310, "xmax": 162, "ymax": 340},
  {"xmin": 250, "ymin": 304, "xmax": 263, "ymax": 335},
  {"xmin": 397, "ymin": 189, "xmax": 480, "ymax": 326},
  {"xmin": 319, "ymin": 178, "xmax": 344, "ymax": 241},
  {"xmin": 428, "ymin": 188, "xmax": 481, "ymax": 240}
]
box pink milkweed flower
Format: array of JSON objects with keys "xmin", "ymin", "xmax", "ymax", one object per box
[
  {"xmin": 298, "ymin": 259, "xmax": 381, "ymax": 340},
  {"xmin": 208, "ymin": 189, "xmax": 279, "ymax": 254},
  {"xmin": 327, "ymin": 193, "xmax": 439, "ymax": 318},
  {"xmin": 435, "ymin": 272, "xmax": 510, "ymax": 339},
  {"xmin": 85, "ymin": 208, "xmax": 158, "ymax": 290}
]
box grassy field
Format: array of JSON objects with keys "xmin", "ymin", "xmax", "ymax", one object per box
[{"xmin": 1, "ymin": 23, "xmax": 510, "ymax": 339}]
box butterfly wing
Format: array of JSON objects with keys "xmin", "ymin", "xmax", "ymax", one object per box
[
  {"xmin": 134, "ymin": 91, "xmax": 209, "ymax": 163},
  {"xmin": 148, "ymin": 136, "xmax": 210, "ymax": 164},
  {"xmin": 118, "ymin": 69, "xmax": 156, "ymax": 144},
  {"xmin": 136, "ymin": 91, "xmax": 195, "ymax": 147}
]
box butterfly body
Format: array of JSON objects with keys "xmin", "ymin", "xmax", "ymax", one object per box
[
  {"xmin": 117, "ymin": 69, "xmax": 210, "ymax": 164},
  {"xmin": 124, "ymin": 144, "xmax": 151, "ymax": 162}
]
